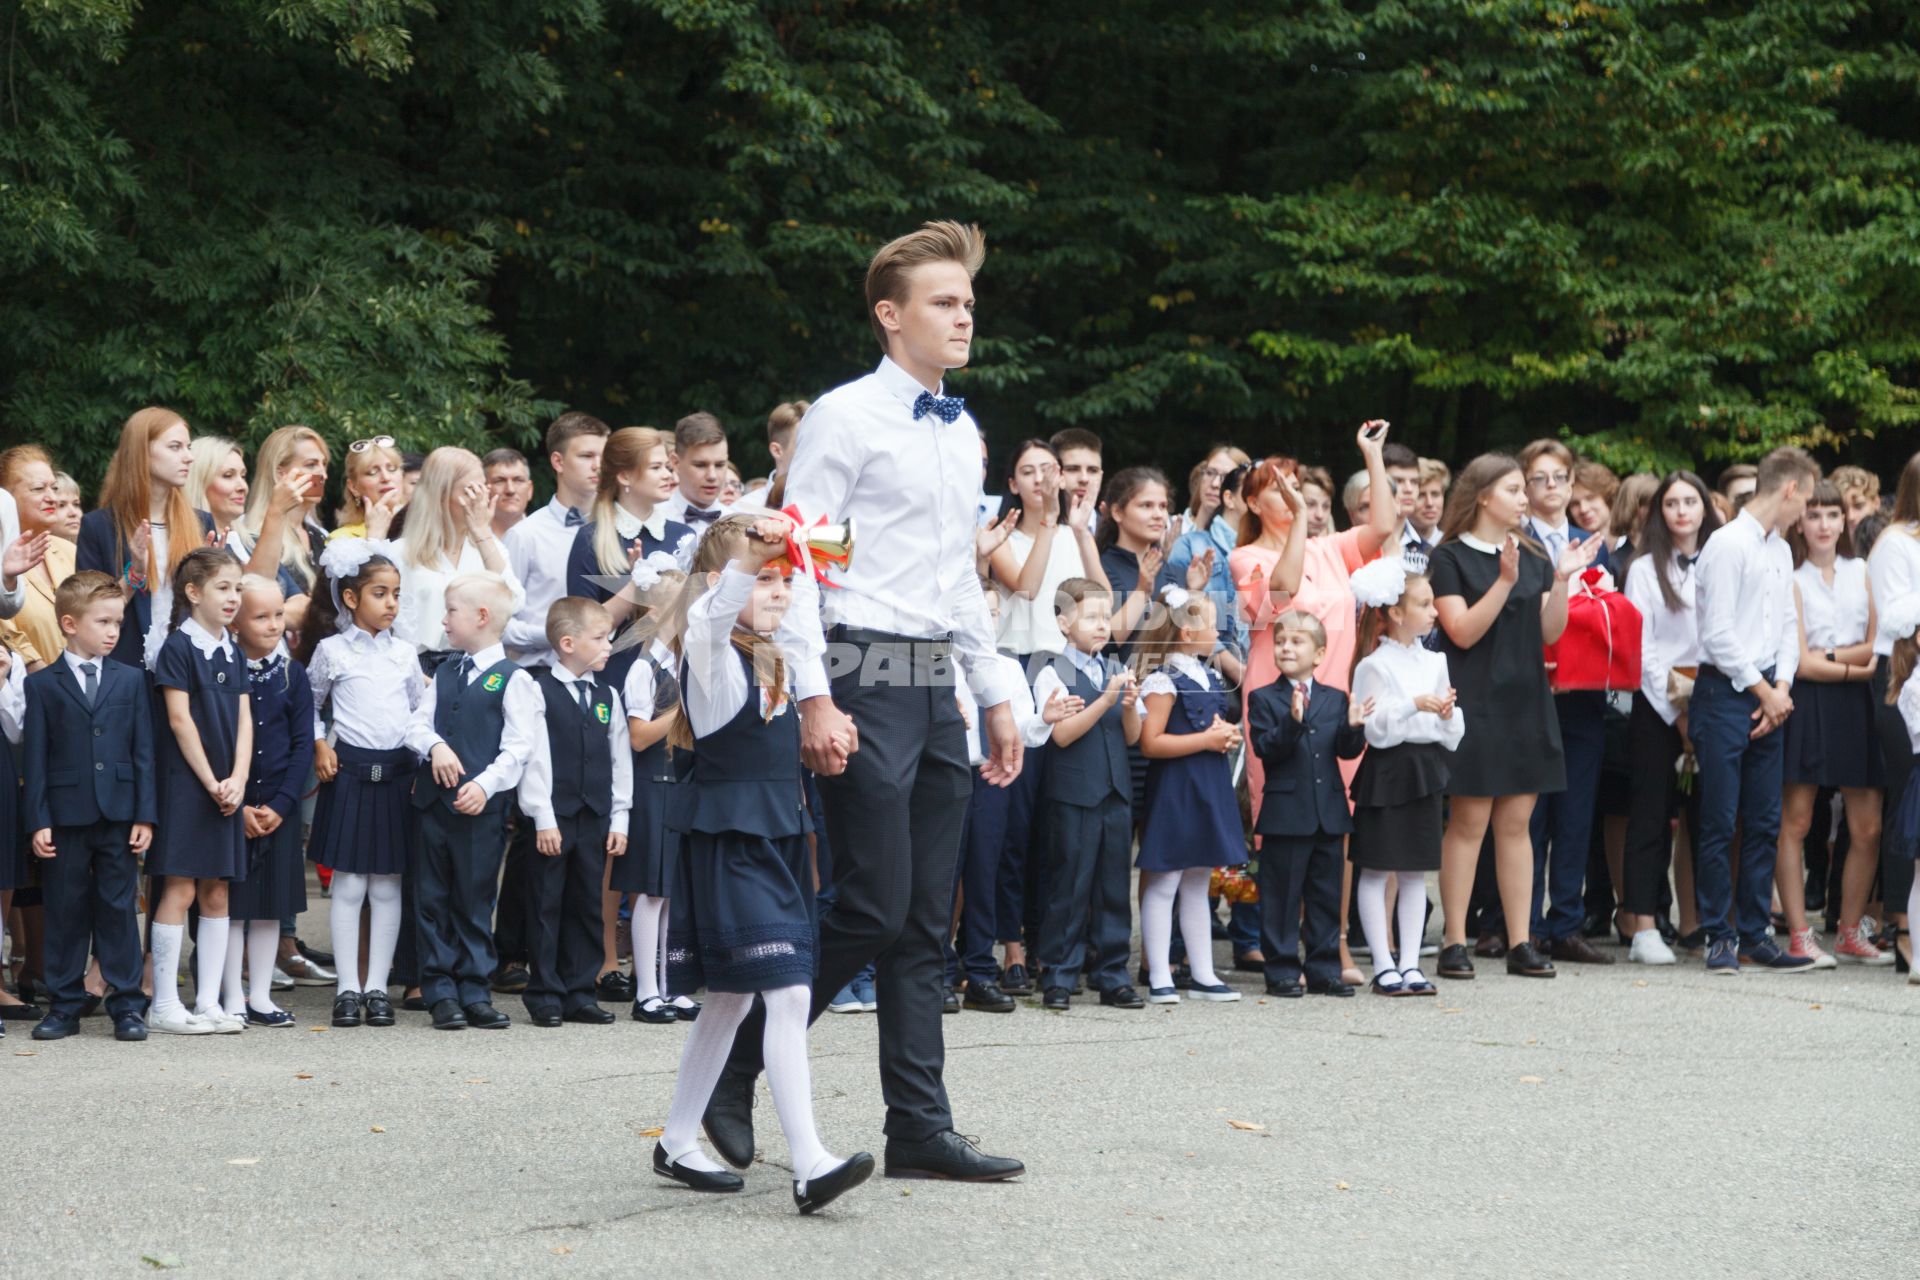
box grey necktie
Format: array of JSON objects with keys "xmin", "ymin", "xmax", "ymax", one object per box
[{"xmin": 79, "ymin": 661, "xmax": 98, "ymax": 706}]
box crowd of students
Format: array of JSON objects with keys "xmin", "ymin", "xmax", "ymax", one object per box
[{"xmin": 4, "ymin": 389, "xmax": 1920, "ymax": 1070}]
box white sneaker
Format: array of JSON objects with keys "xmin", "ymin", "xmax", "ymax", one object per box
[
  {"xmin": 194, "ymin": 1006, "xmax": 245, "ymax": 1033},
  {"xmin": 150, "ymin": 1006, "xmax": 217, "ymax": 1035},
  {"xmin": 1628, "ymin": 931, "xmax": 1677, "ymax": 966}
]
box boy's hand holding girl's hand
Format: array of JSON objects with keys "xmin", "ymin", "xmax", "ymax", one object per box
[{"xmin": 429, "ymin": 743, "xmax": 465, "ymax": 789}]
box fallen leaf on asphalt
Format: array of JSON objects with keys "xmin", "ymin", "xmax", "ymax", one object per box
[
  {"xmin": 1632, "ymin": 980, "xmax": 1648, "ymax": 988},
  {"xmin": 308, "ymin": 1026, "xmax": 328, "ymax": 1033},
  {"xmin": 226, "ymin": 1158, "xmax": 259, "ymax": 1166},
  {"xmin": 465, "ymin": 1078, "xmax": 488, "ymax": 1085},
  {"xmin": 141, "ymin": 1255, "xmax": 183, "ymax": 1270},
  {"xmin": 1809, "ymin": 1004, "xmax": 1822, "ymax": 1011},
  {"xmin": 1518, "ymin": 1075, "xmax": 1544, "ymax": 1085},
  {"xmin": 1335, "ymin": 1181, "xmax": 1351, "ymax": 1191},
  {"xmin": 1226, "ymin": 1119, "xmax": 1266, "ymax": 1132},
  {"xmin": 294, "ymin": 1073, "xmax": 313, "ymax": 1080},
  {"xmin": 550, "ymin": 1246, "xmax": 573, "ymax": 1256},
  {"xmin": 1441, "ymin": 1007, "xmax": 1462, "ymax": 1014},
  {"xmin": 13, "ymin": 1051, "xmax": 36, "ymax": 1057},
  {"xmin": 370, "ymin": 1125, "xmax": 386, "ymax": 1133},
  {"xmin": 637, "ymin": 1126, "xmax": 664, "ymax": 1138}
]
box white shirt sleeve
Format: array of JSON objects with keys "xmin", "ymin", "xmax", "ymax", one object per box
[
  {"xmin": 779, "ymin": 411, "xmax": 862, "ymax": 702},
  {"xmin": 1353, "ymin": 653, "xmax": 1418, "ymax": 751},
  {"xmin": 1695, "ymin": 532, "xmax": 1761, "ymax": 692},
  {"xmin": 1900, "ymin": 676, "xmax": 1920, "ymax": 751},
  {"xmin": 606, "ymin": 689, "xmax": 631, "ymax": 837},
  {"xmin": 469, "ymin": 669, "xmax": 541, "ymax": 800},
  {"xmin": 685, "ymin": 567, "xmax": 755, "ymax": 737},
  {"xmin": 1870, "ymin": 529, "xmax": 1920, "ymax": 657},
  {"xmin": 622, "ymin": 659, "xmax": 658, "ymax": 723},
  {"xmin": 0, "ymin": 655, "xmax": 25, "ymax": 743},
  {"xmin": 1032, "ymin": 664, "xmax": 1070, "ymax": 743},
  {"xmin": 500, "ymin": 520, "xmax": 551, "ymax": 656},
  {"xmin": 0, "ymin": 491, "xmax": 24, "ymax": 618},
  {"xmin": 516, "ymin": 698, "xmax": 557, "ymax": 831},
  {"xmin": 1625, "ymin": 557, "xmax": 1674, "ymax": 725},
  {"xmin": 403, "ymin": 675, "xmax": 443, "ymax": 762},
  {"xmin": 1008, "ymin": 665, "xmax": 1051, "ymax": 748}
]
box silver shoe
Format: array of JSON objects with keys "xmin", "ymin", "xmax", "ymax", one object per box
[{"xmin": 281, "ymin": 954, "xmax": 336, "ymax": 986}]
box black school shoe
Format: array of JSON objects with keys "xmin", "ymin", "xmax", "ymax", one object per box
[
  {"xmin": 490, "ymin": 963, "xmax": 530, "ymax": 994},
  {"xmin": 962, "ymin": 981, "xmax": 1016, "ymax": 1013},
  {"xmin": 1040, "ymin": 987, "xmax": 1070, "ymax": 1011},
  {"xmin": 998, "ymin": 963, "xmax": 1033, "ymax": 995},
  {"xmin": 1265, "ymin": 982, "xmax": 1304, "ymax": 998},
  {"xmin": 883, "ymin": 1130, "xmax": 1024, "ymax": 1181},
  {"xmin": 1305, "ymin": 979, "xmax": 1355, "ymax": 997},
  {"xmin": 1506, "ymin": 941, "xmax": 1556, "ymax": 978},
  {"xmin": 564, "ymin": 1005, "xmax": 616, "ymax": 1024},
  {"xmin": 430, "ymin": 998, "xmax": 468, "ymax": 1030},
  {"xmin": 463, "ymin": 1001, "xmax": 511, "ymax": 1029},
  {"xmin": 631, "ymin": 997, "xmax": 678, "ymax": 1024},
  {"xmin": 794, "ymin": 1153, "xmax": 875, "ymax": 1214},
  {"xmin": 1437, "ymin": 943, "xmax": 1475, "ymax": 980},
  {"xmin": 331, "ymin": 991, "xmax": 364, "ymax": 1027},
  {"xmin": 595, "ymin": 970, "xmax": 634, "ymax": 1003},
  {"xmin": 362, "ymin": 991, "xmax": 395, "ymax": 1027},
  {"xmin": 942, "ymin": 987, "xmax": 960, "ymax": 1015},
  {"xmin": 653, "ymin": 1142, "xmax": 744, "ymax": 1193},
  {"xmin": 1098, "ymin": 984, "xmax": 1144, "ymax": 1009}
]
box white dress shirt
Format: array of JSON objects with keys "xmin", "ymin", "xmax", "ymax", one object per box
[
  {"xmin": 958, "ymin": 653, "xmax": 1051, "ymax": 766},
  {"xmin": 684, "ymin": 569, "xmax": 793, "ymax": 738},
  {"xmin": 63, "ymin": 647, "xmax": 106, "ymax": 691},
  {"xmin": 403, "ymin": 642, "xmax": 540, "ymax": 799},
  {"xmin": 517, "ymin": 665, "xmax": 633, "ymax": 836},
  {"xmin": 621, "ymin": 639, "xmax": 679, "ymax": 722},
  {"xmin": 1794, "ymin": 557, "xmax": 1871, "ymax": 652},
  {"xmin": 1139, "ymin": 650, "xmax": 1219, "ymax": 700},
  {"xmin": 1624, "ymin": 552, "xmax": 1700, "ymax": 726},
  {"xmin": 1899, "ymin": 675, "xmax": 1920, "ymax": 752},
  {"xmin": 1350, "ymin": 637, "xmax": 1465, "ymax": 750},
  {"xmin": 1868, "ymin": 524, "xmax": 1920, "ymax": 656},
  {"xmin": 503, "ymin": 497, "xmax": 584, "ymax": 665},
  {"xmin": 308, "ymin": 626, "xmax": 428, "ymax": 749},
  {"xmin": 394, "ymin": 537, "xmax": 527, "ymax": 653},
  {"xmin": 0, "ymin": 650, "xmax": 26, "ymax": 743},
  {"xmin": 1032, "ymin": 643, "xmax": 1111, "ymax": 728},
  {"xmin": 1695, "ymin": 509, "xmax": 1798, "ymax": 691},
  {"xmin": 780, "ymin": 356, "xmax": 1012, "ymax": 708},
  {"xmin": 0, "ymin": 488, "xmax": 24, "ymax": 619}
]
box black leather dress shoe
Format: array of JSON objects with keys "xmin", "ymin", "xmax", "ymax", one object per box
[
  {"xmin": 490, "ymin": 963, "xmax": 530, "ymax": 994},
  {"xmin": 464, "ymin": 1001, "xmax": 511, "ymax": 1029},
  {"xmin": 1506, "ymin": 941, "xmax": 1557, "ymax": 978},
  {"xmin": 529, "ymin": 1007, "xmax": 563, "ymax": 1028},
  {"xmin": 564, "ymin": 1005, "xmax": 615, "ymax": 1025},
  {"xmin": 1040, "ymin": 987, "xmax": 1070, "ymax": 1011},
  {"xmin": 1438, "ymin": 943, "xmax": 1476, "ymax": 980},
  {"xmin": 883, "ymin": 1130, "xmax": 1024, "ymax": 1181},
  {"xmin": 32, "ymin": 1012, "xmax": 81, "ymax": 1040},
  {"xmin": 794, "ymin": 1152, "xmax": 874, "ymax": 1214},
  {"xmin": 1265, "ymin": 982, "xmax": 1304, "ymax": 998},
  {"xmin": 962, "ymin": 981, "xmax": 1016, "ymax": 1013},
  {"xmin": 1473, "ymin": 932, "xmax": 1508, "ymax": 959},
  {"xmin": 430, "ymin": 998, "xmax": 468, "ymax": 1030},
  {"xmin": 401, "ymin": 993, "xmax": 429, "ymax": 1012},
  {"xmin": 1306, "ymin": 980, "xmax": 1355, "ymax": 997},
  {"xmin": 113, "ymin": 1012, "xmax": 148, "ymax": 1041},
  {"xmin": 1233, "ymin": 952, "xmax": 1267, "ymax": 973},
  {"xmin": 1099, "ymin": 984, "xmax": 1144, "ymax": 1009},
  {"xmin": 998, "ymin": 963, "xmax": 1033, "ymax": 995},
  {"xmin": 701, "ymin": 1067, "xmax": 757, "ymax": 1169},
  {"xmin": 1548, "ymin": 934, "xmax": 1616, "ymax": 965},
  {"xmin": 331, "ymin": 991, "xmax": 363, "ymax": 1028},
  {"xmin": 361, "ymin": 991, "xmax": 396, "ymax": 1027},
  {"xmin": 594, "ymin": 970, "xmax": 634, "ymax": 1003},
  {"xmin": 653, "ymin": 1142, "xmax": 744, "ymax": 1193},
  {"xmin": 942, "ymin": 987, "xmax": 960, "ymax": 1015}
]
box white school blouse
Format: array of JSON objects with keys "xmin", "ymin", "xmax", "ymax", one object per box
[
  {"xmin": 1900, "ymin": 675, "xmax": 1920, "ymax": 752},
  {"xmin": 1624, "ymin": 552, "xmax": 1700, "ymax": 727},
  {"xmin": 620, "ymin": 638, "xmax": 680, "ymax": 724},
  {"xmin": 995, "ymin": 526, "xmax": 1090, "ymax": 658},
  {"xmin": 1868, "ymin": 523, "xmax": 1920, "ymax": 657},
  {"xmin": 1349, "ymin": 638, "xmax": 1466, "ymax": 751},
  {"xmin": 1794, "ymin": 556, "xmax": 1870, "ymax": 652},
  {"xmin": 308, "ymin": 626, "xmax": 427, "ymax": 749},
  {"xmin": 393, "ymin": 537, "xmax": 527, "ymax": 653},
  {"xmin": 684, "ymin": 568, "xmax": 794, "ymax": 738},
  {"xmin": 517, "ymin": 665, "xmax": 632, "ymax": 836}
]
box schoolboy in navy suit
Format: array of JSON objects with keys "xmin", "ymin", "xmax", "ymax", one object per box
[
  {"xmin": 1249, "ymin": 610, "xmax": 1367, "ymax": 998},
  {"xmin": 23, "ymin": 571, "xmax": 157, "ymax": 1042}
]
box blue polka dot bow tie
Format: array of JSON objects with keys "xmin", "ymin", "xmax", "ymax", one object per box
[{"xmin": 912, "ymin": 391, "xmax": 966, "ymax": 424}]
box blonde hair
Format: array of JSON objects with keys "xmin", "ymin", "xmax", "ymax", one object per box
[
  {"xmin": 1128, "ymin": 590, "xmax": 1218, "ymax": 684},
  {"xmin": 864, "ymin": 220, "xmax": 986, "ymax": 348},
  {"xmin": 444, "ymin": 572, "xmax": 514, "ymax": 634},
  {"xmin": 237, "ymin": 572, "xmax": 284, "ymax": 601},
  {"xmin": 242, "ymin": 425, "xmax": 330, "ymax": 590},
  {"xmin": 588, "ymin": 427, "xmax": 672, "ymax": 576},
  {"xmin": 1830, "ymin": 463, "xmax": 1879, "ymax": 508},
  {"xmin": 403, "ymin": 447, "xmax": 483, "ymax": 571},
  {"xmin": 98, "ymin": 406, "xmax": 199, "ymax": 586},
  {"xmin": 336, "ymin": 437, "xmax": 404, "ymax": 528},
  {"xmin": 1273, "ymin": 608, "xmax": 1327, "ymax": 650},
  {"xmin": 665, "ymin": 516, "xmax": 786, "ymax": 750},
  {"xmin": 187, "ymin": 435, "xmax": 245, "ymax": 516},
  {"xmin": 1416, "ymin": 457, "xmax": 1451, "ymax": 490}
]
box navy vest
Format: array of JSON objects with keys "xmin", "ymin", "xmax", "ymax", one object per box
[
  {"xmin": 678, "ymin": 649, "xmax": 804, "ymax": 840},
  {"xmin": 1169, "ymin": 667, "xmax": 1230, "ymax": 733},
  {"xmin": 1046, "ymin": 653, "xmax": 1130, "ymax": 807},
  {"xmin": 412, "ymin": 657, "xmax": 520, "ymax": 814},
  {"xmin": 533, "ymin": 668, "xmax": 614, "ymax": 818}
]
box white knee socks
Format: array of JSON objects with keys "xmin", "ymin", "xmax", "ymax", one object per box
[
  {"xmin": 364, "ymin": 875, "xmax": 402, "ymax": 993},
  {"xmin": 1394, "ymin": 873, "xmax": 1429, "ymax": 976},
  {"xmin": 330, "ymin": 874, "xmax": 367, "ymax": 995},
  {"xmin": 1140, "ymin": 870, "xmax": 1179, "ymax": 989},
  {"xmin": 1175, "ymin": 867, "xmax": 1221, "ymax": 987},
  {"xmin": 632, "ymin": 895, "xmax": 668, "ymax": 1003},
  {"xmin": 150, "ymin": 921, "xmax": 187, "ymax": 1018},
  {"xmin": 762, "ymin": 984, "xmax": 836, "ymax": 1184},
  {"xmin": 1356, "ymin": 870, "xmax": 1396, "ymax": 979},
  {"xmin": 662, "ymin": 991, "xmax": 754, "ymax": 1172},
  {"xmin": 192, "ymin": 914, "xmax": 229, "ymax": 1016},
  {"xmin": 247, "ymin": 921, "xmax": 282, "ymax": 1014}
]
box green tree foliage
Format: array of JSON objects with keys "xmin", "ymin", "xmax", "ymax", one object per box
[{"xmin": 5, "ymin": 1, "xmax": 1918, "ymax": 497}]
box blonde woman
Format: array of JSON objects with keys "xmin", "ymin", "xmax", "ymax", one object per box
[
  {"xmin": 186, "ymin": 436, "xmax": 250, "ymax": 551},
  {"xmin": 330, "ymin": 434, "xmax": 406, "ymax": 542},
  {"xmin": 393, "ymin": 446, "xmax": 525, "ymax": 662},
  {"xmin": 237, "ymin": 425, "xmax": 331, "ymax": 633}
]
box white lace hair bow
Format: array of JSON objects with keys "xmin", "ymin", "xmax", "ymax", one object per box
[
  {"xmin": 1349, "ymin": 556, "xmax": 1408, "ymax": 610},
  {"xmin": 318, "ymin": 537, "xmax": 402, "ymax": 631},
  {"xmin": 1158, "ymin": 584, "xmax": 1191, "ymax": 610},
  {"xmin": 628, "ymin": 549, "xmax": 681, "ymax": 592}
]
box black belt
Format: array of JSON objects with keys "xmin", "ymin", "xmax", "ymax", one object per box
[
  {"xmin": 1698, "ymin": 664, "xmax": 1776, "ymax": 685},
  {"xmin": 829, "ymin": 625, "xmax": 953, "ymax": 651}
]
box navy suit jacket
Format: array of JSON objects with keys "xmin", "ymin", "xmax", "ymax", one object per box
[
  {"xmin": 1248, "ymin": 678, "xmax": 1364, "ymax": 837},
  {"xmin": 22, "ymin": 657, "xmax": 158, "ymax": 831},
  {"xmin": 1526, "ymin": 518, "xmax": 1612, "ymax": 577},
  {"xmin": 74, "ymin": 508, "xmax": 218, "ymax": 669}
]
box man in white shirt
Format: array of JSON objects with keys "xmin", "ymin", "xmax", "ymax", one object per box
[
  {"xmin": 483, "ymin": 448, "xmax": 533, "ymax": 540},
  {"xmin": 495, "ymin": 412, "xmax": 607, "ymax": 994},
  {"xmin": 701, "ymin": 221, "xmax": 1026, "ymax": 1185},
  {"xmin": 735, "ymin": 400, "xmax": 807, "ymax": 511},
  {"xmin": 1691, "ymin": 446, "xmax": 1820, "ymax": 975},
  {"xmin": 661, "ymin": 412, "xmax": 732, "ymax": 527}
]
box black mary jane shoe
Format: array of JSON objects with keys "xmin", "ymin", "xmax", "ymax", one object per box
[
  {"xmin": 1370, "ymin": 971, "xmax": 1409, "ymax": 998},
  {"xmin": 631, "ymin": 997, "xmax": 678, "ymax": 1024},
  {"xmin": 362, "ymin": 991, "xmax": 396, "ymax": 1027},
  {"xmin": 653, "ymin": 1142, "xmax": 744, "ymax": 1193},
  {"xmin": 671, "ymin": 998, "xmax": 701, "ymax": 1022},
  {"xmin": 793, "ymin": 1152, "xmax": 875, "ymax": 1214},
  {"xmin": 331, "ymin": 990, "xmax": 364, "ymax": 1028}
]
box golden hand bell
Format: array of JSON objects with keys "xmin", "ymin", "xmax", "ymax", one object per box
[{"xmin": 771, "ymin": 518, "xmax": 855, "ymax": 577}]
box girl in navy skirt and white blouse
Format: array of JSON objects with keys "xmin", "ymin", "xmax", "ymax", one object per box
[
  {"xmin": 148, "ymin": 546, "xmax": 251, "ymax": 1036},
  {"xmin": 653, "ymin": 515, "xmax": 872, "ymax": 1214},
  {"xmin": 296, "ymin": 539, "xmax": 427, "ymax": 1030},
  {"xmin": 1347, "ymin": 557, "xmax": 1463, "ymax": 996}
]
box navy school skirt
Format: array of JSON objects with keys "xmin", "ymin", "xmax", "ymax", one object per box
[
  {"xmin": 665, "ymin": 829, "xmax": 815, "ymax": 995},
  {"xmin": 307, "ymin": 744, "xmax": 414, "ymax": 877},
  {"xmin": 1782, "ymin": 678, "xmax": 1885, "ymax": 790},
  {"xmin": 229, "ymin": 818, "xmax": 308, "ymax": 921},
  {"xmin": 609, "ymin": 772, "xmax": 682, "ymax": 898}
]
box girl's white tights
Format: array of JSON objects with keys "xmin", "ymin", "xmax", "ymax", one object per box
[
  {"xmin": 1357, "ymin": 869, "xmax": 1429, "ymax": 978},
  {"xmin": 330, "ymin": 873, "xmax": 402, "ymax": 995},
  {"xmin": 221, "ymin": 920, "xmax": 286, "ymax": 1016},
  {"xmin": 1141, "ymin": 867, "xmax": 1223, "ymax": 991},
  {"xmin": 631, "ymin": 895, "xmax": 669, "ymax": 1003}
]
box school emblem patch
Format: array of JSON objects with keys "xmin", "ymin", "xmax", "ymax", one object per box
[
  {"xmin": 483, "ymin": 672, "xmax": 504, "ymax": 693},
  {"xmin": 595, "ymin": 703, "xmax": 610, "ymax": 724}
]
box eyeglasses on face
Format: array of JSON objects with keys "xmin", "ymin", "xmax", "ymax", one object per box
[
  {"xmin": 349, "ymin": 435, "xmax": 396, "ymax": 454},
  {"xmin": 1527, "ymin": 471, "xmax": 1570, "ymax": 490}
]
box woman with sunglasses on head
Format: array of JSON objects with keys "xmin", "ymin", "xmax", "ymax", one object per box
[{"xmin": 330, "ymin": 435, "xmax": 406, "ymax": 543}]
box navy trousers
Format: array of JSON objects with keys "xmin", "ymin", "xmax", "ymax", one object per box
[
  {"xmin": 1690, "ymin": 668, "xmax": 1784, "ymax": 946},
  {"xmin": 416, "ymin": 806, "xmax": 510, "ymax": 1007},
  {"xmin": 523, "ymin": 811, "xmax": 610, "ymax": 1016},
  {"xmin": 1528, "ymin": 691, "xmax": 1603, "ymax": 942},
  {"xmin": 1257, "ymin": 834, "xmax": 1344, "ymax": 988},
  {"xmin": 948, "ymin": 770, "xmax": 1012, "ymax": 987},
  {"xmin": 40, "ymin": 823, "xmax": 148, "ymax": 1020},
  {"xmin": 1037, "ymin": 794, "xmax": 1132, "ymax": 992},
  {"xmin": 995, "ymin": 740, "xmax": 1048, "ymax": 946}
]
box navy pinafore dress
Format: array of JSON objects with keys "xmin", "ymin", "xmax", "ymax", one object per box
[
  {"xmin": 147, "ymin": 628, "xmax": 248, "ymax": 880},
  {"xmin": 1137, "ymin": 665, "xmax": 1244, "ymax": 872}
]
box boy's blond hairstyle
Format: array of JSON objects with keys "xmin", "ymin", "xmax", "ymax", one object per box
[
  {"xmin": 1416, "ymin": 457, "xmax": 1451, "ymax": 490},
  {"xmin": 1273, "ymin": 608, "xmax": 1327, "ymax": 650},
  {"xmin": 864, "ymin": 220, "xmax": 986, "ymax": 349},
  {"xmin": 444, "ymin": 573, "xmax": 514, "ymax": 636},
  {"xmin": 1830, "ymin": 464, "xmax": 1880, "ymax": 506}
]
